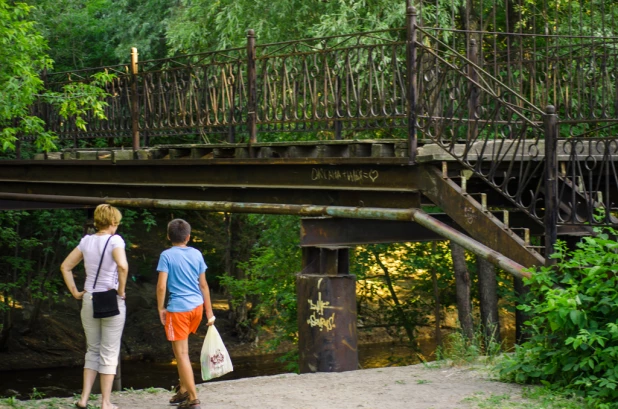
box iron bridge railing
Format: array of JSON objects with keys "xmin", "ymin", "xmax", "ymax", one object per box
[{"xmin": 21, "ymin": 3, "xmax": 618, "ymax": 232}]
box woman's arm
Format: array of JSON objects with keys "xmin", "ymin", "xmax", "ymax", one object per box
[
  {"xmin": 112, "ymin": 247, "xmax": 129, "ymax": 298},
  {"xmin": 60, "ymin": 247, "xmax": 85, "ymax": 300}
]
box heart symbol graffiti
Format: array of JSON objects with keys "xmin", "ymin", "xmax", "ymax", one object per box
[{"xmin": 369, "ymin": 170, "xmax": 379, "ymax": 182}]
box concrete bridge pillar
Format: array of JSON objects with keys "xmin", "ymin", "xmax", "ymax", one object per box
[{"xmin": 297, "ymin": 247, "xmax": 358, "ymax": 373}]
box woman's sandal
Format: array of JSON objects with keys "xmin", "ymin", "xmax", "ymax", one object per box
[
  {"xmin": 74, "ymin": 403, "xmax": 88, "ymax": 409},
  {"xmin": 169, "ymin": 390, "xmax": 189, "ymax": 405},
  {"xmin": 178, "ymin": 399, "xmax": 201, "ymax": 409}
]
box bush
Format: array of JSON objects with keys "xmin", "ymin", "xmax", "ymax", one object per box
[{"xmin": 498, "ymin": 228, "xmax": 618, "ymax": 408}]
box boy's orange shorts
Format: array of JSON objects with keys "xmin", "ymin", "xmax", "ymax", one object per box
[{"xmin": 165, "ymin": 304, "xmax": 203, "ymax": 341}]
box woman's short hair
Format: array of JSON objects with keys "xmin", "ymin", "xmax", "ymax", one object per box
[
  {"xmin": 94, "ymin": 204, "xmax": 123, "ymax": 230},
  {"xmin": 167, "ymin": 218, "xmax": 191, "ymax": 243}
]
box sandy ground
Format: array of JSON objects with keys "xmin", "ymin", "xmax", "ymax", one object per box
[{"xmin": 3, "ymin": 363, "xmax": 529, "ymax": 409}]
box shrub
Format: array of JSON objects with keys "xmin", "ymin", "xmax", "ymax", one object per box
[{"xmin": 498, "ymin": 228, "xmax": 618, "ymax": 408}]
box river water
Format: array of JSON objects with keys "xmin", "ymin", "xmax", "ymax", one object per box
[{"xmin": 0, "ymin": 342, "xmax": 430, "ymax": 399}]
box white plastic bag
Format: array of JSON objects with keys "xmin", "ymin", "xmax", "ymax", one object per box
[{"xmin": 200, "ymin": 325, "xmax": 233, "ymax": 381}]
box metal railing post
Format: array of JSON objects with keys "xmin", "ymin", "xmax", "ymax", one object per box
[
  {"xmin": 130, "ymin": 47, "xmax": 140, "ymax": 150},
  {"xmin": 406, "ymin": 6, "xmax": 418, "ymax": 164},
  {"xmin": 468, "ymin": 39, "xmax": 479, "ymax": 142},
  {"xmin": 334, "ymin": 75, "xmax": 342, "ymax": 140},
  {"xmin": 544, "ymin": 105, "xmax": 558, "ymax": 264},
  {"xmin": 247, "ymin": 29, "xmax": 258, "ymax": 152}
]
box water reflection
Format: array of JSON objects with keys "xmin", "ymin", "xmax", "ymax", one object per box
[{"xmin": 0, "ymin": 342, "xmax": 428, "ymax": 399}]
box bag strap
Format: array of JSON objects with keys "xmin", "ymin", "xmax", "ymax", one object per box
[{"xmin": 93, "ymin": 235, "xmax": 114, "ymax": 290}]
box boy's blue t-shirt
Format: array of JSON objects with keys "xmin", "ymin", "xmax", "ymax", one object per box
[{"xmin": 157, "ymin": 246, "xmax": 207, "ymax": 312}]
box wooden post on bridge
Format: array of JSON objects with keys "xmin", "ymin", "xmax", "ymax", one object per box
[
  {"xmin": 130, "ymin": 47, "xmax": 140, "ymax": 151},
  {"xmin": 297, "ymin": 247, "xmax": 358, "ymax": 373}
]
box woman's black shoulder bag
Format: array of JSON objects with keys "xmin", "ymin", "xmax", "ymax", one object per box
[{"xmin": 92, "ymin": 235, "xmax": 120, "ymax": 319}]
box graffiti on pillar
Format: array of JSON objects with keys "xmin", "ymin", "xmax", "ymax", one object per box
[{"xmin": 307, "ymin": 279, "xmax": 336, "ymax": 332}]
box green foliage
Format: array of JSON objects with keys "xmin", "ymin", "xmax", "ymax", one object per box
[
  {"xmin": 166, "ymin": 0, "xmax": 407, "ymax": 53},
  {"xmin": 0, "ymin": 396, "xmax": 18, "ymax": 407},
  {"xmin": 436, "ymin": 326, "xmax": 503, "ymax": 366},
  {"xmin": 31, "ymin": 0, "xmax": 171, "ymax": 70},
  {"xmin": 28, "ymin": 388, "xmax": 44, "ymax": 400},
  {"xmin": 464, "ymin": 387, "xmax": 588, "ymax": 409},
  {"xmin": 0, "ymin": 210, "xmax": 84, "ymax": 317},
  {"xmin": 45, "ymin": 71, "xmax": 116, "ymax": 133},
  {"xmin": 0, "ymin": 0, "xmax": 52, "ymax": 151},
  {"xmin": 0, "ymin": 1, "xmax": 116, "ymax": 153},
  {"xmin": 498, "ymin": 228, "xmax": 618, "ymax": 408},
  {"xmin": 219, "ymin": 214, "xmax": 301, "ymax": 369}
]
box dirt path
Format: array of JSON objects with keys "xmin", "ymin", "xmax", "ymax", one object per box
[{"xmin": 3, "ymin": 363, "xmax": 528, "ymax": 409}]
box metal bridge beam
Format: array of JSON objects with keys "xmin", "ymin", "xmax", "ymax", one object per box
[
  {"xmin": 0, "ymin": 160, "xmax": 422, "ymax": 209},
  {"xmin": 300, "ymin": 217, "xmax": 461, "ymax": 246},
  {"xmin": 0, "ymin": 192, "xmax": 530, "ymax": 279}
]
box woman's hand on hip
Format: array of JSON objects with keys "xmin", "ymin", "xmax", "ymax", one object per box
[{"xmin": 72, "ymin": 290, "xmax": 86, "ymax": 300}]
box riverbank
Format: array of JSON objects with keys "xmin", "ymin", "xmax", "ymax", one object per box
[{"xmin": 1, "ymin": 362, "xmax": 528, "ymax": 409}]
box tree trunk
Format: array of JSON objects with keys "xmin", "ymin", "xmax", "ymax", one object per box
[
  {"xmin": 450, "ymin": 242, "xmax": 474, "ymax": 340},
  {"xmin": 28, "ymin": 231, "xmax": 61, "ymax": 331},
  {"xmin": 430, "ymin": 242, "xmax": 442, "ymax": 348},
  {"xmin": 476, "ymin": 256, "xmax": 501, "ymax": 349},
  {"xmin": 224, "ymin": 213, "xmax": 254, "ymax": 341},
  {"xmin": 372, "ymin": 251, "xmax": 415, "ymax": 343},
  {"xmin": 431, "ymin": 267, "xmax": 443, "ymax": 348}
]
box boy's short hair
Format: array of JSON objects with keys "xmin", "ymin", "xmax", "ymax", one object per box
[
  {"xmin": 168, "ymin": 218, "xmax": 191, "ymax": 243},
  {"xmin": 94, "ymin": 204, "xmax": 122, "ymax": 230}
]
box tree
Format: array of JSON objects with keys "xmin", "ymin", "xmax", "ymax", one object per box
[
  {"xmin": 219, "ymin": 215, "xmax": 300, "ymax": 368},
  {"xmin": 0, "ymin": 210, "xmax": 83, "ymax": 350},
  {"xmin": 0, "ymin": 0, "xmax": 115, "ymax": 154},
  {"xmin": 30, "ymin": 0, "xmax": 171, "ymax": 71},
  {"xmin": 165, "ymin": 0, "xmax": 407, "ymax": 53},
  {"xmin": 0, "ymin": 0, "xmax": 53, "ymax": 152},
  {"xmin": 450, "ymin": 242, "xmax": 474, "ymax": 340}
]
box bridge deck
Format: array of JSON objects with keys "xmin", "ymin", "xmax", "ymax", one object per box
[{"xmin": 31, "ymin": 139, "xmax": 609, "ymax": 163}]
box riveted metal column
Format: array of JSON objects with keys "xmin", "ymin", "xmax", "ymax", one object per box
[
  {"xmin": 247, "ymin": 29, "xmax": 258, "ymax": 151},
  {"xmin": 297, "ymin": 246, "xmax": 357, "ymax": 373},
  {"xmin": 544, "ymin": 105, "xmax": 558, "ymax": 264},
  {"xmin": 406, "ymin": 6, "xmax": 418, "ymax": 163},
  {"xmin": 130, "ymin": 48, "xmax": 140, "ymax": 151}
]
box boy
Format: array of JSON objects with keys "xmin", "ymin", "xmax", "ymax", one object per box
[{"xmin": 157, "ymin": 219, "xmax": 215, "ymax": 409}]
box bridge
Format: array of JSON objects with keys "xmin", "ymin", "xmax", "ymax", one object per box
[{"xmin": 2, "ymin": 2, "xmax": 618, "ymax": 374}]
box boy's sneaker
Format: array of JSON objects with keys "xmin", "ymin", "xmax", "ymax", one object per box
[
  {"xmin": 169, "ymin": 390, "xmax": 189, "ymax": 405},
  {"xmin": 178, "ymin": 399, "xmax": 201, "ymax": 409}
]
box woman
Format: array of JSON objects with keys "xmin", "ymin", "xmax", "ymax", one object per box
[{"xmin": 61, "ymin": 204, "xmax": 128, "ymax": 409}]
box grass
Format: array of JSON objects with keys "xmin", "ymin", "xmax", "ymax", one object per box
[
  {"xmin": 433, "ymin": 327, "xmax": 590, "ymax": 409},
  {"xmin": 435, "ymin": 326, "xmax": 503, "ymax": 367},
  {"xmin": 464, "ymin": 388, "xmax": 589, "ymax": 409},
  {"xmin": 0, "ymin": 387, "xmax": 165, "ymax": 409}
]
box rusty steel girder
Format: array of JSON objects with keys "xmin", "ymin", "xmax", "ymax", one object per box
[
  {"xmin": 300, "ymin": 217, "xmax": 463, "ymax": 246},
  {"xmin": 0, "ymin": 159, "xmax": 422, "ymax": 209}
]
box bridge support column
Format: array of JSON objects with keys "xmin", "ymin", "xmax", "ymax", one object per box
[{"xmin": 297, "ymin": 247, "xmax": 358, "ymax": 373}]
